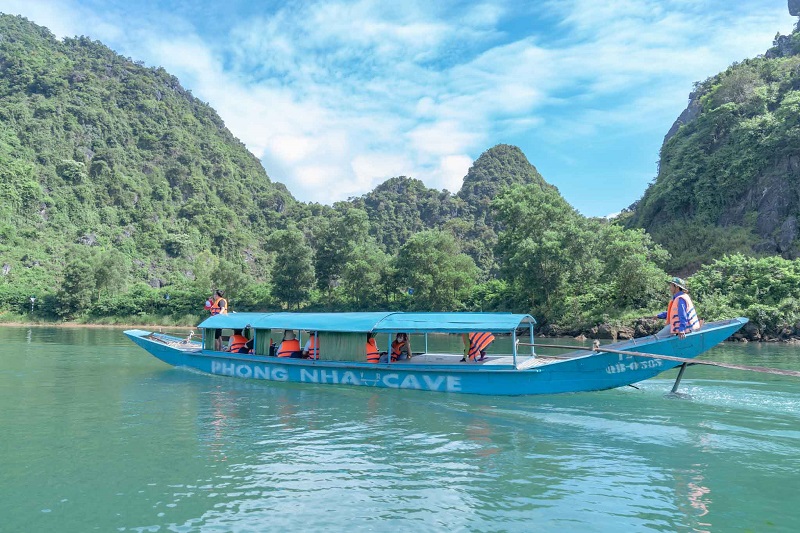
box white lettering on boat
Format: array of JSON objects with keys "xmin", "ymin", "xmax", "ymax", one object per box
[
  {"xmin": 400, "ymin": 374, "xmax": 420, "ymax": 389},
  {"xmin": 422, "ymin": 375, "xmax": 446, "ymax": 390},
  {"xmin": 210, "ymin": 360, "xmax": 288, "ymax": 381},
  {"xmin": 300, "ymin": 368, "xmax": 318, "ymax": 383},
  {"xmin": 446, "ymin": 376, "xmax": 462, "ymax": 392},
  {"xmin": 606, "ymin": 356, "xmax": 663, "ymax": 374},
  {"xmin": 340, "ymin": 371, "xmax": 360, "ymax": 385},
  {"xmin": 383, "ymin": 374, "xmax": 400, "ymax": 388},
  {"xmin": 212, "ymin": 361, "xmax": 462, "ymax": 391},
  {"xmin": 297, "ymin": 369, "xmax": 461, "ymax": 391}
]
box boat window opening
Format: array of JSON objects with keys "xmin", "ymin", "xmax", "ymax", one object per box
[
  {"xmin": 203, "ymin": 328, "xmax": 234, "ymax": 351},
  {"xmin": 408, "ymin": 333, "xmax": 424, "ymax": 355},
  {"xmin": 203, "ymin": 329, "xmax": 212, "ymax": 351}
]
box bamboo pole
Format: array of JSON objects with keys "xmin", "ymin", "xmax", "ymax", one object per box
[{"xmin": 518, "ymin": 342, "xmax": 800, "ymax": 378}]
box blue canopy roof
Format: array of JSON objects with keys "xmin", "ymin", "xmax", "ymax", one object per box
[
  {"xmin": 198, "ymin": 311, "xmax": 535, "ymax": 333},
  {"xmin": 372, "ymin": 312, "xmax": 534, "ymax": 333},
  {"xmin": 196, "ymin": 312, "xmax": 273, "ymax": 330}
]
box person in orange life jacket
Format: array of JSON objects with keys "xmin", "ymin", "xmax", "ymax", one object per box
[
  {"xmin": 302, "ymin": 332, "xmax": 319, "ymax": 360},
  {"xmin": 656, "ymin": 277, "xmax": 701, "ymax": 339},
  {"xmin": 390, "ymin": 333, "xmax": 412, "ymax": 362},
  {"xmin": 226, "ymin": 329, "xmax": 252, "ymax": 353},
  {"xmin": 366, "ymin": 333, "xmax": 387, "ymax": 363},
  {"xmin": 209, "ymin": 289, "xmax": 227, "ymax": 315},
  {"xmin": 210, "ymin": 290, "xmax": 228, "ymax": 351},
  {"xmin": 461, "ymin": 332, "xmax": 495, "ymax": 362},
  {"xmin": 277, "ymin": 330, "xmax": 303, "ymax": 358}
]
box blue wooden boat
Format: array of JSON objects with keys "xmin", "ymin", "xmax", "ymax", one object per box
[{"xmin": 124, "ymin": 312, "xmax": 748, "ymax": 395}]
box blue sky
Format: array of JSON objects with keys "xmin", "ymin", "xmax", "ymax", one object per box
[{"xmin": 1, "ymin": 1, "xmax": 796, "ymax": 216}]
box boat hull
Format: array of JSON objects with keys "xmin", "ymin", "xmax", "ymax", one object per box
[{"xmin": 124, "ymin": 318, "xmax": 747, "ymax": 395}]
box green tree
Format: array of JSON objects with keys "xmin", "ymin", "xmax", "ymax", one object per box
[
  {"xmin": 494, "ymin": 184, "xmax": 668, "ymax": 325},
  {"xmin": 268, "ymin": 229, "xmax": 315, "ymax": 309},
  {"xmin": 594, "ymin": 224, "xmax": 669, "ymax": 310},
  {"xmin": 55, "ymin": 256, "xmax": 95, "ymax": 318},
  {"xmin": 494, "ymin": 184, "xmax": 580, "ymax": 313},
  {"xmin": 340, "ymin": 241, "xmax": 390, "ymax": 309},
  {"xmin": 393, "ymin": 230, "xmax": 479, "ymax": 311},
  {"xmin": 94, "ymin": 249, "xmax": 129, "ymax": 295},
  {"xmin": 312, "ymin": 206, "xmax": 371, "ymax": 292}
]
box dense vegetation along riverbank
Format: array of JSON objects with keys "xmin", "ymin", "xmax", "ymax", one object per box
[{"xmin": 4, "ymin": 252, "xmax": 799, "ymax": 345}]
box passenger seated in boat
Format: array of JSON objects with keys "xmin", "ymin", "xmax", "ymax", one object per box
[
  {"xmin": 391, "ymin": 333, "xmax": 412, "ymax": 361},
  {"xmin": 461, "ymin": 332, "xmax": 495, "ymax": 362},
  {"xmin": 302, "ymin": 331, "xmax": 319, "ymax": 360},
  {"xmin": 277, "ymin": 330, "xmax": 303, "ymax": 358},
  {"xmin": 366, "ymin": 333, "xmax": 387, "ymax": 363},
  {"xmin": 226, "ymin": 329, "xmax": 253, "ymax": 353}
]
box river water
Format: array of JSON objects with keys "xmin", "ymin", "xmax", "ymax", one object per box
[{"xmin": 1, "ymin": 326, "xmax": 799, "ymax": 532}]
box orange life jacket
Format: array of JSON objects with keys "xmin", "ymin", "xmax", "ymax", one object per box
[
  {"xmin": 210, "ymin": 297, "xmax": 228, "ymax": 316},
  {"xmin": 277, "ymin": 339, "xmax": 301, "ymax": 357},
  {"xmin": 366, "ymin": 338, "xmax": 381, "ymax": 363},
  {"xmin": 391, "ymin": 340, "xmax": 407, "ymax": 362},
  {"xmin": 306, "ymin": 335, "xmax": 319, "ymax": 359},
  {"xmin": 228, "ymin": 334, "xmax": 248, "ymax": 353},
  {"xmin": 468, "ymin": 332, "xmax": 495, "ymax": 360},
  {"xmin": 667, "ymin": 293, "xmax": 700, "ymax": 334}
]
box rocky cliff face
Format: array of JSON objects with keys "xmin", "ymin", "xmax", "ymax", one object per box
[
  {"xmin": 627, "ymin": 3, "xmax": 800, "ymax": 271},
  {"xmin": 662, "ymin": 88, "xmax": 703, "ymax": 147}
]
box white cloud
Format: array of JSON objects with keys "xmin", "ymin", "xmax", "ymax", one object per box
[
  {"xmin": 434, "ymin": 154, "xmax": 475, "ymax": 193},
  {"xmin": 408, "ymin": 121, "xmax": 482, "ymax": 158},
  {"xmin": 0, "ymin": 0, "xmax": 83, "ymax": 38}
]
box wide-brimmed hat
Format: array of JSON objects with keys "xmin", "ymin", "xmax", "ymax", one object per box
[
  {"xmin": 668, "ymin": 277, "xmax": 688, "ymax": 291},
  {"xmin": 283, "ymin": 330, "xmax": 296, "ymax": 340}
]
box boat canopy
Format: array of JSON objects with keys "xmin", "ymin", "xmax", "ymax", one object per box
[{"xmin": 198, "ymin": 311, "xmax": 535, "ymax": 334}]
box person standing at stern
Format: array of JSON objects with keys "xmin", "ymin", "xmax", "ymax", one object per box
[
  {"xmin": 209, "ymin": 289, "xmax": 228, "ymax": 351},
  {"xmin": 657, "ymin": 277, "xmax": 701, "ymax": 339}
]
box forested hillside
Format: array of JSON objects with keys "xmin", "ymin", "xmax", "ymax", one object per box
[
  {"xmin": 4, "ymin": 13, "xmax": 800, "ymax": 340},
  {"xmin": 0, "ymin": 14, "xmax": 294, "ymax": 301},
  {"xmin": 352, "ymin": 144, "xmax": 548, "ymax": 273},
  {"xmin": 627, "ymin": 23, "xmax": 800, "ymax": 272}
]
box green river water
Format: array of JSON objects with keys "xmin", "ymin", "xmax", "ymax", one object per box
[{"xmin": 1, "ymin": 326, "xmax": 799, "ymax": 532}]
